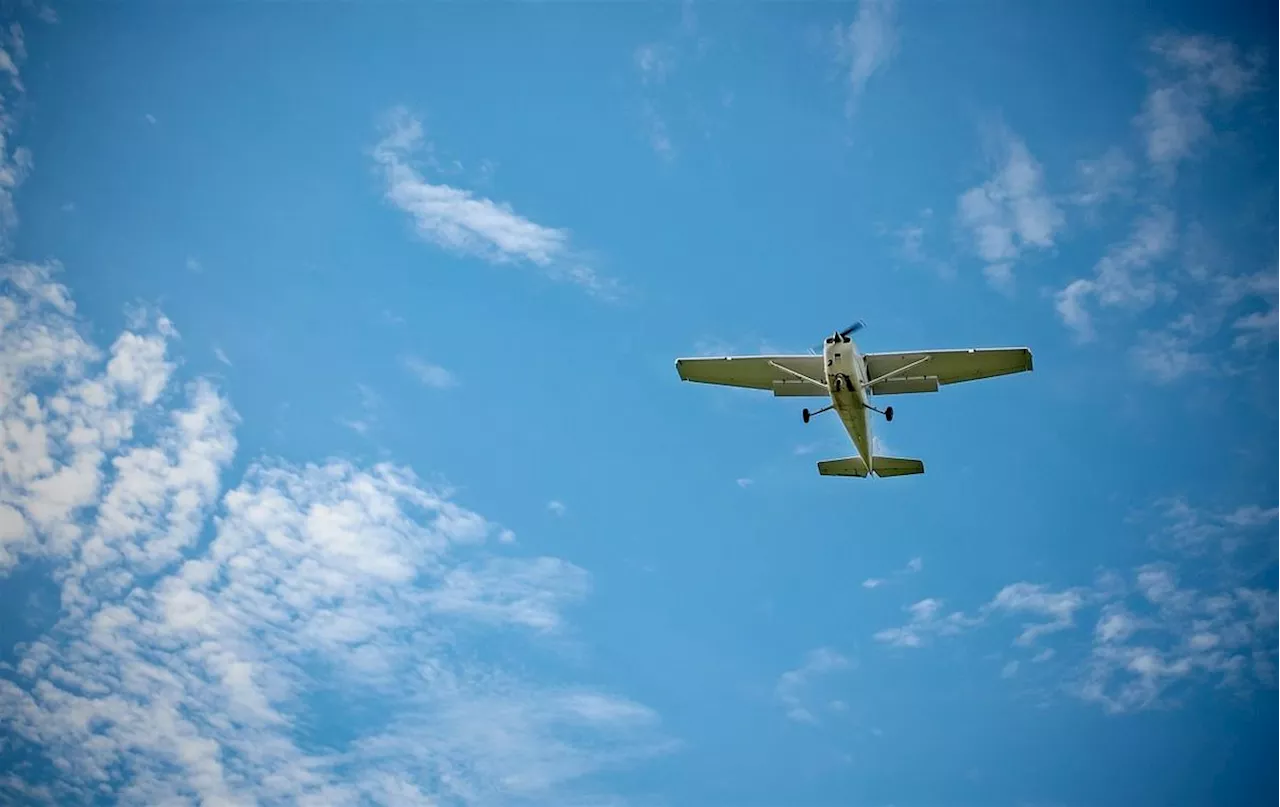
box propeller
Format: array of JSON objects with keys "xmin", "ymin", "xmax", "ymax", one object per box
[{"xmin": 813, "ymin": 320, "xmax": 866, "ymax": 353}]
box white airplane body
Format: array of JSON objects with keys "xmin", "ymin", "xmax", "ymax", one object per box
[{"xmin": 674, "ymin": 325, "xmax": 1033, "ymax": 478}]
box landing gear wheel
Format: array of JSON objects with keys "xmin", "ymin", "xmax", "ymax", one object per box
[
  {"xmin": 802, "ymin": 409, "xmax": 811, "ymax": 424},
  {"xmin": 885, "ymin": 406, "xmax": 894, "ymax": 423}
]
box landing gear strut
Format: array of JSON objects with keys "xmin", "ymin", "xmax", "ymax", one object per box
[
  {"xmin": 802, "ymin": 404, "xmax": 834, "ymax": 424},
  {"xmin": 862, "ymin": 403, "xmax": 894, "ymax": 422}
]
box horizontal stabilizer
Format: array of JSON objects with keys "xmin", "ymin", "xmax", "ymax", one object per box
[{"xmin": 817, "ymin": 455, "xmax": 925, "ymax": 479}]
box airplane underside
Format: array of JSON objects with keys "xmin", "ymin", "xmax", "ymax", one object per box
[{"xmin": 673, "ymin": 320, "xmax": 1033, "ymax": 480}]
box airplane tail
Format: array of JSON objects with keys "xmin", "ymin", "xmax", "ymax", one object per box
[{"xmin": 817, "ymin": 455, "xmax": 925, "ymax": 478}]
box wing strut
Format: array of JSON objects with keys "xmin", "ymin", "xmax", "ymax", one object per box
[
  {"xmin": 864, "ymin": 354, "xmax": 932, "ymax": 390},
  {"xmin": 767, "ymin": 360, "xmax": 828, "ymax": 390}
]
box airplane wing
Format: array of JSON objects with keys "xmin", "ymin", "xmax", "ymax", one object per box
[
  {"xmin": 864, "ymin": 347, "xmax": 1033, "ymax": 395},
  {"xmin": 674, "ymin": 354, "xmax": 828, "ymax": 397}
]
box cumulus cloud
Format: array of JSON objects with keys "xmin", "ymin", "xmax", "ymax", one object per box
[
  {"xmin": 956, "ymin": 129, "xmax": 1064, "ymax": 289},
  {"xmin": 0, "ymin": 266, "xmax": 671, "ymax": 804},
  {"xmin": 373, "ymin": 107, "xmax": 616, "ymax": 298},
  {"xmin": 833, "ymin": 0, "xmax": 898, "ymax": 113},
  {"xmin": 775, "ymin": 647, "xmax": 852, "ymax": 724}
]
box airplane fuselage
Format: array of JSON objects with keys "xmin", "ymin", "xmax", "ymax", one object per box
[{"xmin": 823, "ymin": 335, "xmax": 872, "ymax": 473}]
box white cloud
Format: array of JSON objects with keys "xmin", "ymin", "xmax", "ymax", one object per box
[
  {"xmin": 0, "ymin": 23, "xmax": 33, "ymax": 247},
  {"xmin": 1054, "ymin": 207, "xmax": 1177, "ymax": 342},
  {"xmin": 1135, "ymin": 33, "xmax": 1259, "ymax": 177},
  {"xmin": 873, "ymin": 497, "xmax": 1278, "ymax": 713},
  {"xmin": 861, "ymin": 556, "xmax": 922, "ymax": 592},
  {"xmin": 874, "ymin": 597, "xmax": 980, "ymax": 648},
  {"xmin": 0, "ymin": 264, "xmax": 671, "ymax": 804},
  {"xmin": 833, "ymin": 0, "xmax": 898, "ymax": 113},
  {"xmin": 1128, "ymin": 326, "xmax": 1208, "ymax": 384},
  {"xmin": 547, "ymin": 500, "xmax": 567, "ymax": 517},
  {"xmin": 1078, "ymin": 563, "xmax": 1277, "ymax": 714},
  {"xmin": 373, "ymin": 107, "xmax": 615, "ymax": 297},
  {"xmin": 631, "ymin": 1, "xmax": 707, "ymax": 161},
  {"xmin": 1097, "ymin": 251, "xmax": 1275, "ymax": 381},
  {"xmin": 212, "ymin": 346, "xmax": 231, "ymax": 366},
  {"xmin": 1071, "ymin": 147, "xmax": 1134, "ymax": 208},
  {"xmin": 1228, "ymin": 265, "xmax": 1280, "ymax": 348},
  {"xmin": 635, "ymin": 42, "xmax": 676, "ymax": 86},
  {"xmin": 735, "ymin": 477, "xmax": 753, "ymax": 488},
  {"xmin": 986, "ymin": 582, "xmax": 1088, "ymax": 647},
  {"xmin": 956, "ymin": 129, "xmax": 1064, "ymax": 288},
  {"xmin": 340, "ymin": 382, "xmax": 381, "ymax": 436},
  {"xmin": 402, "ymin": 355, "xmax": 457, "ymax": 389},
  {"xmin": 775, "ymin": 647, "xmax": 852, "ymax": 724}
]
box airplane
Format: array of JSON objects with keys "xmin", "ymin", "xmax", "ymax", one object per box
[{"xmin": 673, "ymin": 322, "xmax": 1033, "ymax": 478}]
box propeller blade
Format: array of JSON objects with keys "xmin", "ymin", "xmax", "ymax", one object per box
[{"xmin": 840, "ymin": 320, "xmax": 866, "ymax": 337}]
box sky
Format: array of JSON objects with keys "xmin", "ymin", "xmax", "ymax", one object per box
[{"xmin": 0, "ymin": 1, "xmax": 1276, "ymax": 806}]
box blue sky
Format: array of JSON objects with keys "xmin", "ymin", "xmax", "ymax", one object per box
[{"xmin": 0, "ymin": 1, "xmax": 1276, "ymax": 805}]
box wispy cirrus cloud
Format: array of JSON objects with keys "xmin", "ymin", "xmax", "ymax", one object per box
[
  {"xmin": 401, "ymin": 354, "xmax": 457, "ymax": 389},
  {"xmin": 1135, "ymin": 33, "xmax": 1261, "ymax": 179},
  {"xmin": 631, "ymin": 0, "xmax": 709, "ymax": 161},
  {"xmin": 956, "ymin": 128, "xmax": 1064, "ymax": 290},
  {"xmin": 1070, "ymin": 147, "xmax": 1135, "ymax": 209},
  {"xmin": 373, "ymin": 107, "xmax": 617, "ymax": 298},
  {"xmin": 1054, "ymin": 206, "xmax": 1177, "ymax": 342},
  {"xmin": 873, "ymin": 497, "xmax": 1278, "ymax": 714},
  {"xmin": 862, "ymin": 555, "xmax": 922, "ymax": 590},
  {"xmin": 833, "ymin": 0, "xmax": 898, "ymax": 115},
  {"xmin": 0, "ymin": 264, "xmax": 672, "ymax": 804},
  {"xmin": 776, "ymin": 647, "xmax": 853, "ymax": 724}
]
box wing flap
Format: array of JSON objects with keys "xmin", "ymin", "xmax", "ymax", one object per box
[
  {"xmin": 871, "ymin": 376, "xmax": 940, "ymax": 396},
  {"xmin": 675, "ymin": 355, "xmax": 826, "ymax": 394},
  {"xmin": 864, "ymin": 347, "xmax": 1032, "ymax": 389}
]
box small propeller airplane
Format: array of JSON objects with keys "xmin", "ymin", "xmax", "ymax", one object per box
[{"xmin": 674, "ymin": 322, "xmax": 1033, "ymax": 478}]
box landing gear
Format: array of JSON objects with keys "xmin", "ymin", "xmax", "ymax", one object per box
[
  {"xmin": 863, "ymin": 402, "xmax": 894, "ymax": 422},
  {"xmin": 802, "ymin": 403, "xmax": 834, "ymax": 424}
]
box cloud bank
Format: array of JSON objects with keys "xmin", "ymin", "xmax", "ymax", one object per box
[{"xmin": 0, "ymin": 263, "xmax": 670, "ymax": 805}]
